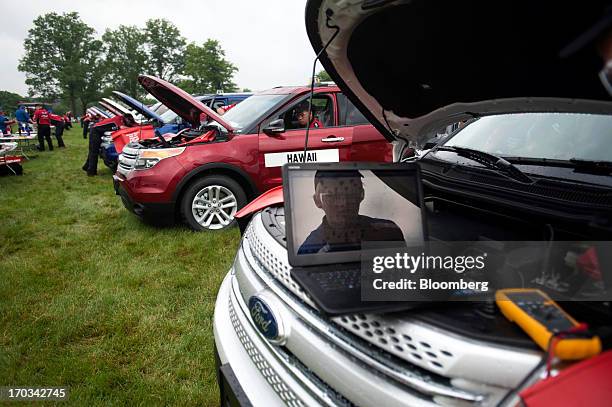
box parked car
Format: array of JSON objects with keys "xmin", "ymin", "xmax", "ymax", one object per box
[
  {"xmin": 154, "ymin": 92, "xmax": 252, "ymax": 129},
  {"xmin": 213, "ymin": 0, "xmax": 612, "ymax": 406},
  {"xmin": 149, "ymin": 100, "xmax": 169, "ymax": 116},
  {"xmin": 100, "ymin": 97, "xmax": 145, "ymax": 122},
  {"xmin": 99, "ymin": 91, "xmax": 171, "ymax": 170},
  {"xmin": 88, "ymin": 106, "xmax": 112, "ymax": 119},
  {"xmin": 104, "ymin": 92, "xmax": 253, "ymax": 171},
  {"xmin": 113, "ymin": 75, "xmax": 391, "ymax": 230}
]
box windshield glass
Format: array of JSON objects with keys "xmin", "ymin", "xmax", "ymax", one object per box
[
  {"xmin": 159, "ymin": 109, "xmax": 178, "ymax": 124},
  {"xmin": 222, "ymin": 94, "xmax": 286, "ymax": 132},
  {"xmin": 445, "ymin": 113, "xmax": 612, "ymax": 162},
  {"xmin": 153, "ymin": 104, "xmax": 169, "ymax": 116},
  {"xmin": 157, "ymin": 97, "xmax": 212, "ymax": 125}
]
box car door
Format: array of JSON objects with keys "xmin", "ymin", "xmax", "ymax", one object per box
[
  {"xmin": 336, "ymin": 93, "xmax": 393, "ymax": 162},
  {"xmin": 258, "ymin": 92, "xmax": 353, "ymax": 190}
]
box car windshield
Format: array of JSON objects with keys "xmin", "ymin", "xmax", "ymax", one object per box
[
  {"xmin": 222, "ymin": 94, "xmax": 287, "ymax": 132},
  {"xmin": 159, "ymin": 109, "xmax": 178, "ymax": 124},
  {"xmin": 445, "ymin": 113, "xmax": 612, "ymax": 162},
  {"xmin": 157, "ymin": 97, "xmax": 211, "ymax": 125}
]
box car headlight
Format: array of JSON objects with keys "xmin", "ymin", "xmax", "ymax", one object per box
[{"xmin": 134, "ymin": 147, "xmax": 185, "ymax": 170}]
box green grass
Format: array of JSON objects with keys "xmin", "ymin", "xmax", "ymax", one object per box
[{"xmin": 0, "ymin": 125, "xmax": 240, "ymax": 406}]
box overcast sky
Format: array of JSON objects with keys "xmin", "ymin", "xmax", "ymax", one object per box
[{"xmin": 0, "ymin": 0, "xmax": 322, "ymax": 96}]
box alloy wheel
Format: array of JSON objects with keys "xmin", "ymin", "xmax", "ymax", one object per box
[{"xmin": 191, "ymin": 185, "xmax": 238, "ymax": 230}]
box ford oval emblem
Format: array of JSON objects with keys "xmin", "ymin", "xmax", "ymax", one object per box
[{"xmin": 249, "ymin": 296, "xmax": 282, "ymax": 342}]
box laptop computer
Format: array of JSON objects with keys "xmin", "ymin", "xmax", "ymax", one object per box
[{"xmin": 283, "ymin": 162, "xmax": 428, "ymax": 315}]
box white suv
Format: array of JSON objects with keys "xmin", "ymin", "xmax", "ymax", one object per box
[{"xmin": 213, "ymin": 0, "xmax": 612, "ymax": 405}]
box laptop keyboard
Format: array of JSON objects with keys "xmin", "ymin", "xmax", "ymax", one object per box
[{"xmin": 310, "ymin": 268, "xmax": 360, "ymax": 292}]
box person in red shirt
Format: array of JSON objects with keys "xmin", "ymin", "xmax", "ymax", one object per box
[
  {"xmin": 81, "ymin": 113, "xmax": 91, "ymax": 139},
  {"xmin": 297, "ymin": 104, "xmax": 324, "ymax": 128},
  {"xmin": 49, "ymin": 113, "xmax": 66, "ymax": 148},
  {"xmin": 63, "ymin": 112, "xmax": 72, "ymax": 130},
  {"xmin": 33, "ymin": 104, "xmax": 53, "ymax": 151}
]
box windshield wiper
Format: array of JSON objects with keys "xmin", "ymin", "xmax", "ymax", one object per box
[
  {"xmin": 502, "ymin": 156, "xmax": 575, "ymax": 168},
  {"xmin": 436, "ymin": 145, "xmax": 533, "ymax": 183},
  {"xmin": 569, "ymin": 158, "xmax": 612, "ymax": 174}
]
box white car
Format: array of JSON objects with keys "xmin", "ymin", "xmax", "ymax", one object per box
[{"xmin": 214, "ymin": 1, "xmax": 612, "ymax": 406}]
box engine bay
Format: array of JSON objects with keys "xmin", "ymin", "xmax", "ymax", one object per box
[
  {"xmin": 260, "ymin": 187, "xmax": 612, "ymax": 349},
  {"xmin": 135, "ymin": 124, "xmax": 229, "ymax": 149}
]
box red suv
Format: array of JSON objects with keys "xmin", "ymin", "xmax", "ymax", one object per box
[{"xmin": 114, "ymin": 75, "xmax": 392, "ymax": 230}]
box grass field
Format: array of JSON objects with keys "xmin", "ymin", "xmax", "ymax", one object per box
[{"xmin": 0, "ymin": 125, "xmax": 240, "ymax": 405}]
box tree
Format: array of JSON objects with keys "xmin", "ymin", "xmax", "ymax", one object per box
[
  {"xmin": 144, "ymin": 19, "xmax": 186, "ymax": 81},
  {"xmin": 315, "ymin": 70, "xmax": 332, "ymax": 83},
  {"xmin": 0, "ymin": 91, "xmax": 25, "ymax": 115},
  {"xmin": 18, "ymin": 12, "xmax": 105, "ymax": 115},
  {"xmin": 182, "ymin": 39, "xmax": 238, "ymax": 94},
  {"xmin": 102, "ymin": 25, "xmax": 148, "ymax": 98}
]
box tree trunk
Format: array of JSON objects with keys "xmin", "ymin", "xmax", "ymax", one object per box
[
  {"xmin": 79, "ymin": 97, "xmax": 87, "ymax": 115},
  {"xmin": 70, "ymin": 97, "xmax": 77, "ymax": 118},
  {"xmin": 69, "ymin": 87, "xmax": 77, "ymax": 116}
]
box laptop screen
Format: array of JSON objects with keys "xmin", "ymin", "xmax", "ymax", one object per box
[{"xmin": 283, "ymin": 162, "xmax": 426, "ymax": 267}]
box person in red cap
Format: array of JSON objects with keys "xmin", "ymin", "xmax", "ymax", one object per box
[{"xmin": 33, "ymin": 103, "xmax": 53, "ymax": 151}]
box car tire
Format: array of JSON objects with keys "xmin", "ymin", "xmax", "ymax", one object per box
[{"xmin": 181, "ymin": 175, "xmax": 247, "ymax": 231}]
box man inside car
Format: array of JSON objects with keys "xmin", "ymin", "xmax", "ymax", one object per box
[
  {"xmin": 298, "ymin": 170, "xmax": 404, "ymax": 254},
  {"xmin": 296, "ymin": 103, "xmax": 324, "ymax": 129}
]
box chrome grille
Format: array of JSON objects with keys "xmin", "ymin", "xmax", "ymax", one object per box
[
  {"xmin": 228, "ymin": 290, "xmax": 304, "ymax": 407},
  {"xmin": 334, "ymin": 314, "xmax": 454, "ymax": 372},
  {"xmin": 245, "ymin": 225, "xmax": 316, "ymax": 308},
  {"xmin": 117, "ymin": 147, "xmax": 139, "ymax": 175}
]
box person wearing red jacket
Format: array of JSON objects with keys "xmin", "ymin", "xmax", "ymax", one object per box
[
  {"xmin": 33, "ymin": 104, "xmax": 53, "ymax": 151},
  {"xmin": 81, "ymin": 113, "xmax": 91, "ymax": 139},
  {"xmin": 63, "ymin": 112, "xmax": 72, "ymax": 130},
  {"xmin": 296, "ymin": 104, "xmax": 324, "ymax": 128},
  {"xmin": 49, "ymin": 113, "xmax": 65, "ymax": 148}
]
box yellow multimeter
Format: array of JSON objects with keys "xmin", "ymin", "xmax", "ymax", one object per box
[{"xmin": 495, "ymin": 289, "xmax": 601, "ymax": 360}]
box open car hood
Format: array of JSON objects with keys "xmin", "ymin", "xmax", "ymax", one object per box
[
  {"xmin": 90, "ymin": 106, "xmax": 112, "ymax": 118},
  {"xmin": 100, "ymin": 98, "xmax": 131, "ymax": 117},
  {"xmin": 112, "ymin": 91, "xmax": 163, "ymax": 122},
  {"xmin": 305, "ymin": 0, "xmax": 612, "ymax": 145},
  {"xmin": 138, "ymin": 75, "xmax": 234, "ymax": 131}
]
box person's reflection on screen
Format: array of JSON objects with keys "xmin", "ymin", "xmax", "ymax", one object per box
[{"xmin": 298, "ymin": 170, "xmax": 404, "ymax": 254}]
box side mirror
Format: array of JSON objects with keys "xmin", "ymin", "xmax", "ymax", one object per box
[{"xmin": 262, "ymin": 119, "xmax": 285, "ymax": 136}]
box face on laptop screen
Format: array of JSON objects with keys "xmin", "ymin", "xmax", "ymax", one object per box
[{"xmin": 284, "ymin": 164, "xmax": 425, "ymax": 266}]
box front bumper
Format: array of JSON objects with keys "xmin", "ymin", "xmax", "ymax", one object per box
[
  {"xmin": 100, "ymin": 143, "xmax": 118, "ymax": 169},
  {"xmin": 113, "ymin": 174, "xmax": 175, "ymax": 224},
  {"xmin": 213, "ymin": 212, "xmax": 547, "ymax": 406},
  {"xmin": 215, "ymin": 343, "xmax": 252, "ymax": 407},
  {"xmin": 214, "ymin": 272, "xmax": 325, "ymax": 406}
]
